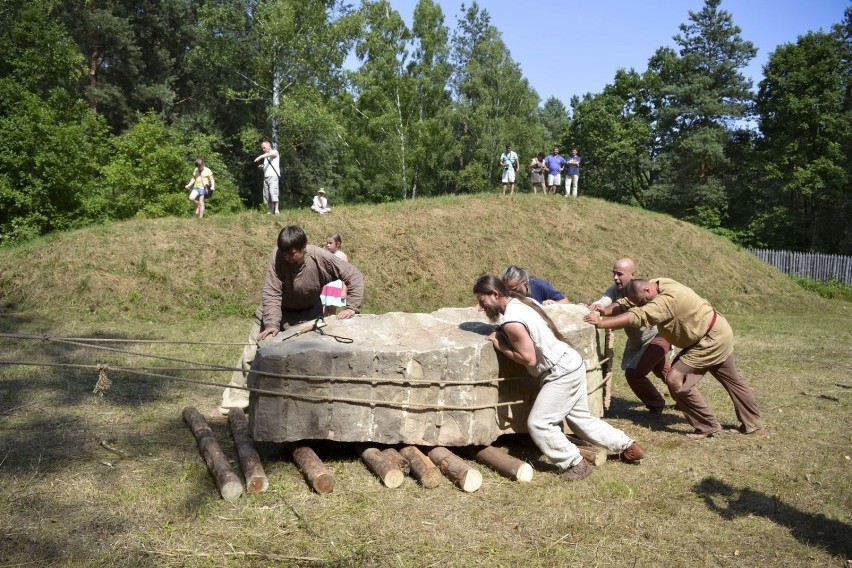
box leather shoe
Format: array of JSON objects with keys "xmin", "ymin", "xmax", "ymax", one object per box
[
  {"xmin": 620, "ymin": 441, "xmax": 646, "ymax": 463},
  {"xmin": 559, "ymin": 458, "xmax": 593, "ymax": 481}
]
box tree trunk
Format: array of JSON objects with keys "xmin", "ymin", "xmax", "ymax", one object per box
[
  {"xmin": 361, "ymin": 448, "xmax": 404, "ymax": 488},
  {"xmin": 381, "ymin": 448, "xmax": 410, "ymax": 475},
  {"xmin": 427, "ymin": 447, "xmax": 482, "ymax": 492},
  {"xmin": 292, "ymin": 446, "xmax": 335, "ymax": 494},
  {"xmin": 467, "ymin": 446, "xmax": 533, "ymax": 482},
  {"xmin": 399, "ymin": 446, "xmax": 442, "ymax": 489},
  {"xmin": 227, "ymin": 409, "xmax": 269, "ymax": 493},
  {"xmin": 566, "ymin": 435, "xmax": 608, "ymax": 467},
  {"xmin": 182, "ymin": 407, "xmax": 243, "ymax": 501}
]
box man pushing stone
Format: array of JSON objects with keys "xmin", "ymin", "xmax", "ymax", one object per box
[
  {"xmin": 584, "ymin": 277, "xmax": 764, "ymax": 439},
  {"xmin": 218, "ymin": 225, "xmax": 365, "ymax": 414}
]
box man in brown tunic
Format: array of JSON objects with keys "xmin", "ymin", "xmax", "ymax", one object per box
[
  {"xmin": 218, "ymin": 225, "xmax": 365, "ymax": 414},
  {"xmin": 584, "ymin": 278, "xmax": 763, "ymax": 439}
]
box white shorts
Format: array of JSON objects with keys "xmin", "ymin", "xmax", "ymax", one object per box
[
  {"xmin": 502, "ymin": 168, "xmax": 516, "ymax": 183},
  {"xmin": 547, "ymin": 173, "xmax": 562, "ymax": 187}
]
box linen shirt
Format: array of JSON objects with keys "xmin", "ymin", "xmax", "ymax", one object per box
[
  {"xmin": 256, "ymin": 244, "xmax": 364, "ymax": 330},
  {"xmin": 595, "ymin": 283, "xmax": 659, "ymax": 370},
  {"xmin": 499, "ymin": 298, "xmax": 581, "ymax": 378},
  {"xmin": 617, "ymin": 277, "xmax": 733, "ymax": 368}
]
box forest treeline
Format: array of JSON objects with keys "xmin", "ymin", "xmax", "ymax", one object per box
[{"xmin": 0, "ymin": 0, "xmax": 849, "ymax": 253}]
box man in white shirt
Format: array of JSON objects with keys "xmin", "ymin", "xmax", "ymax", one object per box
[{"xmin": 254, "ymin": 140, "xmax": 280, "ymax": 215}]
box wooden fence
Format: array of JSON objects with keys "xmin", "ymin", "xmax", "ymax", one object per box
[{"xmin": 748, "ymin": 248, "xmax": 852, "ymax": 283}]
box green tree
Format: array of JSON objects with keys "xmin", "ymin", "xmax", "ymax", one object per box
[
  {"xmin": 449, "ymin": 2, "xmax": 544, "ymax": 193},
  {"xmin": 61, "ymin": 0, "xmax": 196, "ymax": 130},
  {"xmin": 0, "ymin": 0, "xmax": 110, "ymax": 243},
  {"xmin": 651, "ymin": 0, "xmax": 756, "ymax": 227},
  {"xmin": 407, "ymin": 0, "xmax": 456, "ymax": 198},
  {"xmin": 749, "ymin": 18, "xmax": 852, "ymax": 253},
  {"xmin": 345, "ymin": 0, "xmax": 455, "ymax": 201},
  {"xmin": 539, "ymin": 96, "xmax": 569, "ymax": 146},
  {"xmin": 348, "ymin": 0, "xmax": 416, "ymax": 201},
  {"xmin": 569, "ymin": 69, "xmax": 660, "ymax": 207}
]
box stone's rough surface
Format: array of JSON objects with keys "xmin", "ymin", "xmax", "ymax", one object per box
[{"xmin": 248, "ymin": 305, "xmax": 606, "ymax": 446}]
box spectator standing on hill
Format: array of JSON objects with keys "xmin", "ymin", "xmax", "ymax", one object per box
[
  {"xmin": 321, "ymin": 232, "xmax": 349, "ymax": 317},
  {"xmin": 565, "ymin": 147, "xmax": 582, "ymax": 197},
  {"xmin": 185, "ymin": 157, "xmax": 214, "ymax": 219},
  {"xmin": 474, "ymin": 274, "xmax": 645, "ymax": 481},
  {"xmin": 529, "ymin": 152, "xmax": 546, "ymax": 194},
  {"xmin": 502, "ymin": 265, "xmax": 570, "ymax": 305},
  {"xmin": 544, "ymin": 147, "xmax": 566, "ymax": 194},
  {"xmin": 585, "ymin": 258, "xmax": 671, "ymax": 417},
  {"xmin": 218, "ymin": 225, "xmax": 364, "ymax": 414},
  {"xmin": 499, "ymin": 143, "xmax": 519, "ymax": 195},
  {"xmin": 311, "ymin": 189, "xmax": 331, "ymax": 214},
  {"xmin": 254, "ymin": 140, "xmax": 280, "ymax": 215},
  {"xmin": 584, "ymin": 277, "xmax": 764, "ymax": 439}
]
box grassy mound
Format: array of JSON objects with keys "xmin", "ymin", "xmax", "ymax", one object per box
[{"xmin": 0, "ymin": 194, "xmax": 813, "ymax": 321}]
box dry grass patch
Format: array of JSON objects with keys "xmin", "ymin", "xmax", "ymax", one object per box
[{"xmin": 0, "ymin": 195, "xmax": 849, "ymax": 567}]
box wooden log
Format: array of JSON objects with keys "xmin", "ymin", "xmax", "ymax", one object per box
[
  {"xmin": 427, "ymin": 447, "xmax": 482, "ymax": 493},
  {"xmin": 292, "ymin": 446, "xmax": 334, "ymax": 494},
  {"xmin": 468, "ymin": 446, "xmax": 533, "ymax": 482},
  {"xmin": 182, "ymin": 406, "xmax": 243, "ymax": 501},
  {"xmin": 566, "ymin": 435, "xmax": 607, "ymax": 467},
  {"xmin": 399, "ymin": 446, "xmax": 442, "ymax": 489},
  {"xmin": 381, "ymin": 448, "xmax": 411, "ymax": 475},
  {"xmin": 361, "ymin": 448, "xmax": 404, "ymax": 488},
  {"xmin": 227, "ymin": 408, "xmax": 269, "ymax": 493}
]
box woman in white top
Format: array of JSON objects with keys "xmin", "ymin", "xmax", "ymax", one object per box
[{"xmin": 185, "ymin": 157, "xmax": 214, "ymax": 218}]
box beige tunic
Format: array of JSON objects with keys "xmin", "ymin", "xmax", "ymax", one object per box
[
  {"xmin": 617, "ymin": 277, "xmax": 733, "ymax": 368},
  {"xmin": 256, "ymin": 244, "xmax": 365, "ymax": 330}
]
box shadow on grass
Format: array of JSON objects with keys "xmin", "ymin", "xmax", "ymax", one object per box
[
  {"xmin": 605, "ymin": 394, "xmax": 687, "ymax": 433},
  {"xmin": 694, "ymin": 476, "xmax": 852, "ymax": 559}
]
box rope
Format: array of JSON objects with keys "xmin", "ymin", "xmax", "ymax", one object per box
[
  {"xmin": 0, "ymin": 359, "xmax": 517, "ymax": 386},
  {"xmin": 0, "ymin": 331, "xmax": 250, "ymax": 346},
  {"xmin": 0, "ymin": 360, "xmax": 523, "ymax": 412}
]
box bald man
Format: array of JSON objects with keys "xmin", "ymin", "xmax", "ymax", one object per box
[
  {"xmin": 585, "ymin": 278, "xmax": 763, "ymax": 440},
  {"xmin": 586, "ymin": 258, "xmax": 671, "ymax": 416}
]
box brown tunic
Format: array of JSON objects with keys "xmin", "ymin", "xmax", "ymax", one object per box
[
  {"xmin": 255, "ymin": 244, "xmax": 365, "ymax": 330},
  {"xmin": 617, "ymin": 277, "xmax": 733, "ymax": 368}
]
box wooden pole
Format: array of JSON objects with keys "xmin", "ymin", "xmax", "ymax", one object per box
[
  {"xmin": 399, "ymin": 446, "xmax": 442, "ymax": 489},
  {"xmin": 361, "ymin": 448, "xmax": 404, "ymax": 488},
  {"xmin": 227, "ymin": 409, "xmax": 269, "ymax": 493},
  {"xmin": 468, "ymin": 446, "xmax": 533, "ymax": 482},
  {"xmin": 381, "ymin": 448, "xmax": 411, "ymax": 475},
  {"xmin": 566, "ymin": 435, "xmax": 607, "ymax": 467},
  {"xmin": 427, "ymin": 447, "xmax": 482, "ymax": 493},
  {"xmin": 292, "ymin": 446, "xmax": 335, "ymax": 494},
  {"xmin": 182, "ymin": 406, "xmax": 243, "ymax": 501}
]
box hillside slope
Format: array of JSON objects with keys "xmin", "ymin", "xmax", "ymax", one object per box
[{"xmin": 0, "ymin": 195, "xmax": 814, "ymax": 321}]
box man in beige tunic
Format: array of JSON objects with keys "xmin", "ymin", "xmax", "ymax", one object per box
[
  {"xmin": 584, "ymin": 278, "xmax": 763, "ymax": 439},
  {"xmin": 218, "ymin": 225, "xmax": 364, "ymax": 414}
]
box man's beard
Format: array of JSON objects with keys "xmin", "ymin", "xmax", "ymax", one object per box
[{"xmin": 482, "ymin": 304, "xmax": 501, "ymax": 322}]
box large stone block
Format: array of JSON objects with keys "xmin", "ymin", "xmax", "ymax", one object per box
[{"xmin": 248, "ymin": 305, "xmax": 607, "ymax": 446}]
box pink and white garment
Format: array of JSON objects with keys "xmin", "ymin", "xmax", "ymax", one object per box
[{"xmin": 321, "ymin": 279, "xmax": 347, "ymax": 307}]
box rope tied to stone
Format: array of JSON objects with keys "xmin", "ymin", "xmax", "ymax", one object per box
[{"xmin": 93, "ymin": 364, "xmax": 112, "ymax": 396}]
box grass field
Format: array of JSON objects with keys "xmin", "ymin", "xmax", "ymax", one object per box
[{"xmin": 0, "ymin": 195, "xmax": 849, "ymax": 567}]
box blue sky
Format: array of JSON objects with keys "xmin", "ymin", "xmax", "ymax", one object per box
[{"xmin": 384, "ymin": 0, "xmax": 849, "ymax": 106}]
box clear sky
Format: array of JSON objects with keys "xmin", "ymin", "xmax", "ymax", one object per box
[{"xmin": 385, "ymin": 0, "xmax": 849, "ymax": 106}]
